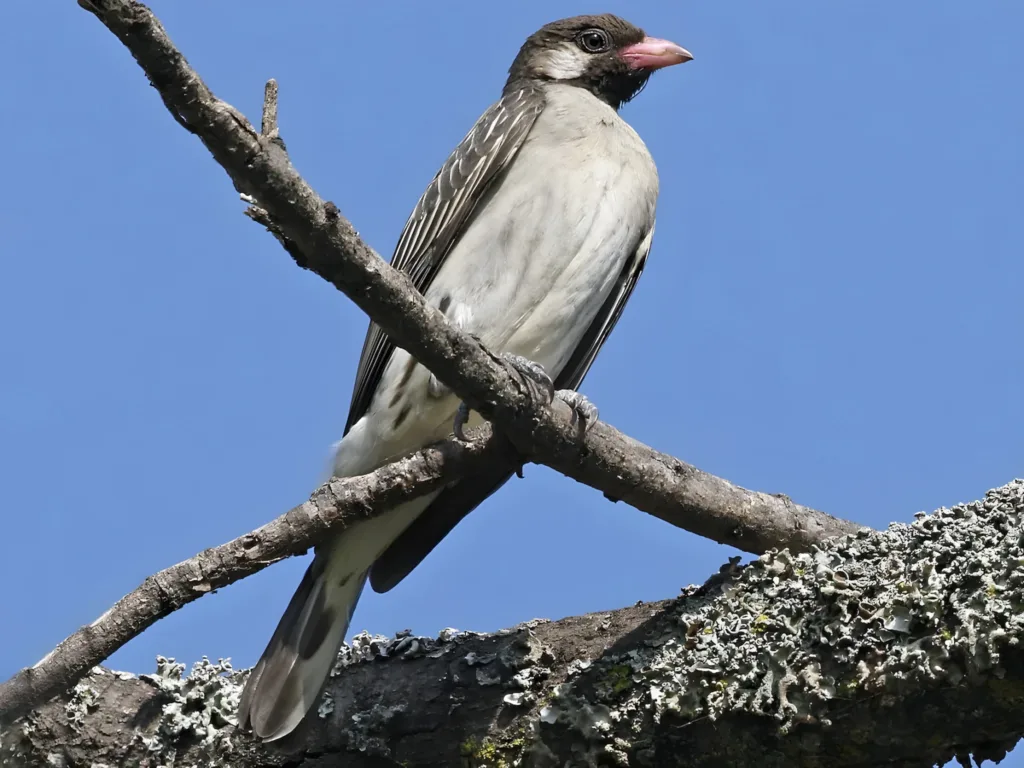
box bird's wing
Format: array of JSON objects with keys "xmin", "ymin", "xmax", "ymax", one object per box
[
  {"xmin": 344, "ymin": 85, "xmax": 546, "ymax": 434},
  {"xmin": 369, "ymin": 223, "xmax": 656, "ymax": 593},
  {"xmin": 552, "ymin": 225, "xmax": 654, "ymax": 391}
]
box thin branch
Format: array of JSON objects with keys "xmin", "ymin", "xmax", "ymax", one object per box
[
  {"xmin": 0, "ymin": 427, "xmax": 511, "ymax": 727},
  {"xmin": 74, "ymin": 0, "xmax": 862, "ymax": 546},
  {"xmin": 260, "ymin": 77, "xmax": 279, "ymax": 139},
  {"xmin": 243, "ymin": 77, "xmax": 303, "ymax": 263}
]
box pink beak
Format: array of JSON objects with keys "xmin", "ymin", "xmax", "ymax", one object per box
[{"xmin": 619, "ymin": 37, "xmax": 693, "ymax": 71}]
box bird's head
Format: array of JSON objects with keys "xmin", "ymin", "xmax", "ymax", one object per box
[{"xmin": 506, "ymin": 14, "xmax": 692, "ymax": 109}]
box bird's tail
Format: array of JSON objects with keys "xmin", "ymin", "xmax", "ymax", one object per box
[
  {"xmin": 237, "ymin": 495, "xmax": 436, "ymax": 741},
  {"xmin": 237, "ymin": 550, "xmax": 366, "ymax": 741}
]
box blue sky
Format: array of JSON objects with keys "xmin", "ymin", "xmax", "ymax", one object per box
[{"xmin": 2, "ymin": 1, "xmax": 1021, "ymax": 762}]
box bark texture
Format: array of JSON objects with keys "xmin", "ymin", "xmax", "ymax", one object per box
[{"xmin": 5, "ymin": 481, "xmax": 1023, "ymax": 767}]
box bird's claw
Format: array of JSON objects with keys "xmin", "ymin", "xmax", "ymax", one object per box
[
  {"xmin": 452, "ymin": 353, "xmax": 555, "ymax": 441},
  {"xmin": 555, "ymin": 390, "xmax": 599, "ymax": 435},
  {"xmin": 453, "ymin": 401, "xmax": 472, "ymax": 441},
  {"xmin": 502, "ymin": 353, "xmax": 555, "ymax": 404}
]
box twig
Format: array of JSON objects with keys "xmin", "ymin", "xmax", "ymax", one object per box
[
  {"xmin": 244, "ymin": 78, "xmax": 301, "ymax": 259},
  {"xmin": 261, "ymin": 78, "xmax": 279, "ymax": 139}
]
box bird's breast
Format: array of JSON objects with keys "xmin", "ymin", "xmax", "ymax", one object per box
[{"xmin": 433, "ymin": 85, "xmax": 658, "ymax": 372}]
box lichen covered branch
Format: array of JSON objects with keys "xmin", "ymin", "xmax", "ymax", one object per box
[{"xmin": 7, "ymin": 482, "xmax": 1024, "ymax": 767}]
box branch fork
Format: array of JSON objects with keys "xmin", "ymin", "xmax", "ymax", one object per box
[{"xmin": 1, "ymin": 0, "xmax": 864, "ymax": 733}]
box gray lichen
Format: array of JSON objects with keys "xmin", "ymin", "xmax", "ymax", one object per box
[
  {"xmin": 6, "ymin": 482, "xmax": 1023, "ymax": 767},
  {"xmin": 522, "ymin": 479, "xmax": 1024, "ymax": 766},
  {"xmin": 330, "ymin": 627, "xmax": 479, "ymax": 678},
  {"xmin": 2, "ymin": 656, "xmax": 246, "ymax": 768},
  {"xmin": 63, "ymin": 679, "xmax": 101, "ymax": 726},
  {"xmin": 125, "ymin": 480, "xmax": 1024, "ymax": 766},
  {"xmin": 135, "ymin": 656, "xmax": 241, "ymax": 761},
  {"xmin": 345, "ymin": 701, "xmax": 407, "ymax": 758}
]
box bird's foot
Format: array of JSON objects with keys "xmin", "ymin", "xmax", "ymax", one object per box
[
  {"xmin": 555, "ymin": 390, "xmax": 599, "ymax": 435},
  {"xmin": 453, "ymin": 401, "xmax": 473, "ymax": 441},
  {"xmin": 452, "ymin": 353, "xmax": 555, "ymax": 440},
  {"xmin": 502, "ymin": 353, "xmax": 555, "ymax": 404}
]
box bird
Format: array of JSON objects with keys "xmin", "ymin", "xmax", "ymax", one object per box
[{"xmin": 237, "ymin": 13, "xmax": 691, "ymax": 741}]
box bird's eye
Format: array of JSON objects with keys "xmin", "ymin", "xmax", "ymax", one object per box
[{"xmin": 577, "ymin": 28, "xmax": 610, "ymax": 53}]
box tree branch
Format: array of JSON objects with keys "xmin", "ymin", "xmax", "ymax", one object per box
[
  {"xmin": 0, "ymin": 0, "xmax": 865, "ymax": 735},
  {"xmin": 0, "ymin": 0, "xmax": 868, "ymax": 729},
  {"xmin": 6, "ymin": 481, "xmax": 1023, "ymax": 767},
  {"xmin": 0, "ymin": 427, "xmax": 513, "ymax": 728},
  {"xmin": 73, "ymin": 0, "xmax": 862, "ymax": 551}
]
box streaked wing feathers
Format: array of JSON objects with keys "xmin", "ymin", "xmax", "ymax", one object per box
[{"xmin": 345, "ymin": 86, "xmax": 546, "ymax": 433}]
